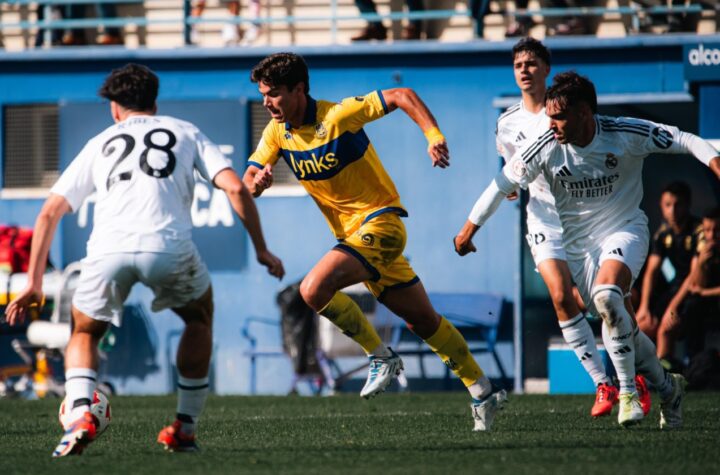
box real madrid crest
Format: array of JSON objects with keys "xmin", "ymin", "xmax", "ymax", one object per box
[
  {"xmin": 605, "ymin": 153, "xmax": 618, "ymax": 169},
  {"xmin": 511, "ymin": 160, "xmax": 527, "ymax": 178},
  {"xmin": 315, "ymin": 122, "xmax": 328, "ymax": 139}
]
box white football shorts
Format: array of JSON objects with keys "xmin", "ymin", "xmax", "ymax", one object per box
[
  {"xmin": 569, "ymin": 219, "xmax": 649, "ymax": 316},
  {"xmin": 72, "ymin": 246, "xmax": 211, "ymax": 326},
  {"xmin": 525, "ymin": 224, "xmax": 567, "ymax": 265}
]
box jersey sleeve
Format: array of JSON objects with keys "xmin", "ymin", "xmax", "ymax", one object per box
[
  {"xmin": 603, "ymin": 117, "xmax": 687, "ymax": 156},
  {"xmin": 501, "ymin": 129, "xmax": 555, "ymax": 191},
  {"xmin": 247, "ymin": 121, "xmax": 281, "ymax": 169},
  {"xmin": 193, "ymin": 130, "xmax": 233, "ymax": 184},
  {"xmin": 334, "ymin": 90, "xmax": 388, "ymax": 132},
  {"xmin": 495, "ymin": 120, "xmax": 508, "ymax": 161},
  {"xmin": 49, "ymin": 140, "xmax": 98, "ymax": 213}
]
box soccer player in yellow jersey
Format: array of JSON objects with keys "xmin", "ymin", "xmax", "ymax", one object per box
[{"xmin": 243, "ymin": 52, "xmax": 506, "ymax": 431}]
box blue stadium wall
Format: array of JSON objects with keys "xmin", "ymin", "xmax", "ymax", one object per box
[{"xmin": 1, "ymin": 35, "xmax": 718, "ymax": 394}]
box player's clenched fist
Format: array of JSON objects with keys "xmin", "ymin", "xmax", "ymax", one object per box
[{"xmin": 253, "ymin": 164, "xmax": 274, "ymax": 193}]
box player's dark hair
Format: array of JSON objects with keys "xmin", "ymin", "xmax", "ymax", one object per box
[
  {"xmin": 251, "ymin": 52, "xmax": 310, "ymax": 94},
  {"xmin": 512, "ymin": 37, "xmax": 551, "ymax": 67},
  {"xmin": 98, "ymin": 63, "xmax": 158, "ymax": 112},
  {"xmin": 703, "ymin": 207, "xmax": 720, "ymax": 221},
  {"xmin": 545, "ymin": 71, "xmax": 597, "ymax": 114},
  {"xmin": 662, "ymin": 181, "xmax": 692, "ymax": 205}
]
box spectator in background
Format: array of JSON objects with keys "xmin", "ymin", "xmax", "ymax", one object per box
[
  {"xmin": 637, "ymin": 181, "xmax": 702, "ymax": 340},
  {"xmin": 191, "ymin": 0, "xmax": 261, "ymax": 46},
  {"xmin": 34, "ymin": 3, "xmax": 64, "ymax": 47},
  {"xmin": 634, "ymin": 0, "xmax": 698, "ymax": 34},
  {"xmin": 657, "ymin": 208, "xmax": 720, "ymax": 371},
  {"xmin": 95, "ymin": 2, "xmax": 123, "ymax": 45},
  {"xmin": 61, "ymin": 3, "xmax": 123, "ymax": 46},
  {"xmin": 505, "ymin": 0, "xmax": 596, "ymax": 37},
  {"xmin": 351, "ymin": 0, "xmax": 425, "ymax": 41}
]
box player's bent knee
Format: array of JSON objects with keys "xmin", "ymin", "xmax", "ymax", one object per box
[
  {"xmin": 591, "ymin": 284, "xmax": 624, "ymax": 327},
  {"xmin": 299, "ymin": 277, "xmax": 330, "ymax": 311},
  {"xmin": 173, "ymin": 286, "xmax": 213, "ymax": 326},
  {"xmin": 548, "ymin": 286, "xmax": 576, "ymax": 312}
]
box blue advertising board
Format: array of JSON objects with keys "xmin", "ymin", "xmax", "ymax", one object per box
[
  {"xmin": 683, "ymin": 42, "xmax": 720, "ymax": 82},
  {"xmin": 58, "ymin": 99, "xmax": 250, "ymax": 271}
]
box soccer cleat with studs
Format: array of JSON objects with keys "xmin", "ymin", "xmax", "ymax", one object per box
[
  {"xmin": 157, "ymin": 420, "xmax": 200, "ymax": 452},
  {"xmin": 360, "ymin": 348, "xmax": 404, "ymax": 399},
  {"xmin": 471, "ymin": 388, "xmax": 507, "ymax": 431},
  {"xmin": 591, "ymin": 382, "xmax": 619, "ymax": 417},
  {"xmin": 618, "ymin": 391, "xmax": 644, "ymax": 427},
  {"xmin": 52, "ymin": 411, "xmax": 97, "ymax": 457},
  {"xmin": 660, "ymin": 373, "xmax": 686, "ymax": 430},
  {"xmin": 635, "ymin": 375, "xmax": 652, "ymax": 416}
]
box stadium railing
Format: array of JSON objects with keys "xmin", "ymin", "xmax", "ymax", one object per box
[{"xmin": 0, "ymin": 0, "xmax": 710, "ymax": 48}]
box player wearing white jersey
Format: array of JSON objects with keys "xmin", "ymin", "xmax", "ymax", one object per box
[
  {"xmin": 496, "ymin": 39, "xmax": 621, "ymax": 418},
  {"xmin": 4, "ymin": 64, "xmax": 284, "ymax": 455},
  {"xmin": 455, "ymin": 71, "xmax": 720, "ymax": 428}
]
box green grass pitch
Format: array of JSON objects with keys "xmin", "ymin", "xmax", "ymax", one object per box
[{"xmin": 1, "ymin": 392, "xmax": 719, "ymax": 474}]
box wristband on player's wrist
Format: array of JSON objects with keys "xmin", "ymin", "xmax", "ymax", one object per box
[{"xmin": 424, "ymin": 126, "xmax": 445, "ymax": 145}]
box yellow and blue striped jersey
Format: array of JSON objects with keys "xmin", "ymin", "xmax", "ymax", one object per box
[{"xmin": 247, "ymin": 90, "xmax": 406, "ymax": 239}]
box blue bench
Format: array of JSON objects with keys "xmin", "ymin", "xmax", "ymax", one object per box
[{"xmin": 375, "ymin": 292, "xmax": 508, "ymax": 385}]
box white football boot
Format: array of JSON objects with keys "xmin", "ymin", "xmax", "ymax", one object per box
[
  {"xmin": 660, "ymin": 373, "xmax": 687, "ymax": 430},
  {"xmin": 618, "ymin": 391, "xmax": 644, "ymax": 427},
  {"xmin": 471, "ymin": 388, "xmax": 507, "ymax": 431},
  {"xmin": 360, "ymin": 348, "xmax": 403, "ymax": 399}
]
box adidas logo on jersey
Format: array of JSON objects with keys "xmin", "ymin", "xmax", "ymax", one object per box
[
  {"xmin": 609, "ymin": 248, "xmax": 624, "ymax": 257},
  {"xmin": 555, "ymin": 166, "xmax": 572, "ymax": 177},
  {"xmin": 515, "ymin": 131, "xmax": 526, "ymax": 143}
]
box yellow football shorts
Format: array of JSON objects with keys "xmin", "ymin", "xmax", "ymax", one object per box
[{"xmin": 334, "ymin": 211, "xmax": 419, "ymax": 300}]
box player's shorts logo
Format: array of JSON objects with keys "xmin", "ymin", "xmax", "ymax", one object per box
[
  {"xmin": 361, "ymin": 233, "xmax": 375, "ymax": 247},
  {"xmin": 511, "ymin": 160, "xmax": 527, "ymax": 178},
  {"xmin": 651, "ymin": 127, "xmax": 673, "ymax": 149},
  {"xmin": 315, "ymin": 122, "xmax": 328, "ymax": 139},
  {"xmin": 605, "ymin": 153, "xmax": 618, "ymax": 169}
]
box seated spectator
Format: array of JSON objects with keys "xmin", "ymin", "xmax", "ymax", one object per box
[
  {"xmin": 34, "ymin": 3, "xmax": 64, "ymax": 47},
  {"xmin": 656, "ymin": 207, "xmax": 720, "ymax": 371},
  {"xmin": 191, "ymin": 0, "xmax": 261, "ymax": 46},
  {"xmin": 505, "ymin": 0, "xmax": 594, "ymax": 38},
  {"xmin": 637, "ymin": 181, "xmax": 701, "ymax": 339},
  {"xmin": 61, "ymin": 3, "xmax": 123, "ymax": 46},
  {"xmin": 634, "ymin": 0, "xmax": 698, "ymax": 34},
  {"xmin": 351, "ymin": 0, "xmax": 425, "ymax": 41},
  {"xmin": 95, "ymin": 2, "xmax": 123, "ymax": 45}
]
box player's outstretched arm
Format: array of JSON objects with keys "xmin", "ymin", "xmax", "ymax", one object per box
[
  {"xmin": 453, "ymin": 176, "xmax": 518, "ymax": 256},
  {"xmin": 4, "ymin": 194, "xmax": 70, "ymax": 325},
  {"xmin": 214, "ymin": 168, "xmax": 285, "ymax": 279},
  {"xmin": 381, "ymin": 88, "xmax": 449, "ymax": 168},
  {"xmin": 242, "ymin": 164, "xmax": 274, "ymax": 198}
]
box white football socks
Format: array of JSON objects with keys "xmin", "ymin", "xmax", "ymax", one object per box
[
  {"xmin": 633, "ymin": 328, "xmax": 674, "ymax": 399},
  {"xmin": 594, "ymin": 285, "xmax": 636, "ymax": 394},
  {"xmin": 65, "ymin": 368, "xmax": 97, "ymax": 421},
  {"xmin": 176, "ymin": 375, "xmax": 210, "ymax": 436},
  {"xmin": 560, "ymin": 313, "xmax": 611, "ymax": 386}
]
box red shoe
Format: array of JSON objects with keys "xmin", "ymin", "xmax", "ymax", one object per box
[
  {"xmin": 591, "ymin": 382, "xmax": 619, "ymax": 417},
  {"xmin": 157, "ymin": 420, "xmax": 199, "ymax": 452},
  {"xmin": 52, "ymin": 411, "xmax": 97, "ymax": 457},
  {"xmin": 635, "ymin": 375, "xmax": 652, "ymax": 416}
]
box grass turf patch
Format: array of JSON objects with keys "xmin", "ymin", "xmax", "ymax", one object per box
[{"xmin": 1, "ymin": 392, "xmax": 718, "ymax": 474}]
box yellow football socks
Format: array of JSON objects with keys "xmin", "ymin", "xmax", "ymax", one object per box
[
  {"xmin": 319, "ymin": 292, "xmax": 383, "ymax": 354},
  {"xmin": 424, "ymin": 316, "xmax": 484, "ymax": 387}
]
